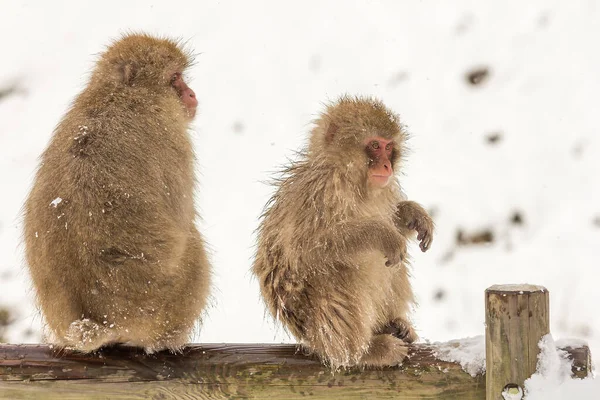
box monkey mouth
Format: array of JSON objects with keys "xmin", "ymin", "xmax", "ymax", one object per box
[
  {"xmin": 370, "ymin": 174, "xmax": 392, "ymax": 187},
  {"xmin": 186, "ymin": 107, "xmax": 197, "ymax": 119}
]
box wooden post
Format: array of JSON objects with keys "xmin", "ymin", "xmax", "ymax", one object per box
[{"xmin": 485, "ymin": 284, "xmax": 550, "ymax": 400}]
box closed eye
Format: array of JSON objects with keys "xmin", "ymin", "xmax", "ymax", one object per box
[{"xmin": 170, "ymin": 72, "xmax": 181, "ymax": 85}]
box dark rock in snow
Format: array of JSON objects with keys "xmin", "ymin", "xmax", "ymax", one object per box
[
  {"xmin": 465, "ymin": 67, "xmax": 490, "ymax": 86},
  {"xmin": 510, "ymin": 211, "xmax": 524, "ymax": 226},
  {"xmin": 486, "ymin": 132, "xmax": 502, "ymax": 145},
  {"xmin": 233, "ymin": 120, "xmax": 245, "ymax": 134},
  {"xmin": 456, "ymin": 228, "xmax": 494, "ymax": 246},
  {"xmin": 434, "ymin": 289, "xmax": 446, "ymax": 301},
  {"xmin": 0, "ymin": 85, "xmax": 19, "ymax": 102}
]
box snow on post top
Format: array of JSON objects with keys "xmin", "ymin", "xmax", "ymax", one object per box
[{"xmin": 486, "ymin": 284, "xmax": 547, "ymax": 294}]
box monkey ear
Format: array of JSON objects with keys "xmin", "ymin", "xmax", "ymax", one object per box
[
  {"xmin": 324, "ymin": 122, "xmax": 338, "ymax": 145},
  {"xmin": 120, "ymin": 63, "xmax": 138, "ymax": 85}
]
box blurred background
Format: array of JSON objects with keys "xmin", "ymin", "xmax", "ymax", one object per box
[{"xmin": 0, "ymin": 0, "xmax": 598, "ymax": 368}]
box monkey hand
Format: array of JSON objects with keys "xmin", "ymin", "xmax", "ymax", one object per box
[
  {"xmin": 396, "ymin": 201, "xmax": 434, "ymax": 252},
  {"xmin": 407, "ymin": 215, "xmax": 434, "ymax": 252},
  {"xmin": 382, "ymin": 234, "xmax": 408, "ymax": 267}
]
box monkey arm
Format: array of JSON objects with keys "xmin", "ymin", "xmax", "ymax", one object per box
[
  {"xmin": 307, "ymin": 219, "xmax": 407, "ymax": 267},
  {"xmin": 394, "ymin": 201, "xmax": 434, "ymax": 252}
]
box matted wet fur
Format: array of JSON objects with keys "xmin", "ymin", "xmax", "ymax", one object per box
[
  {"xmin": 253, "ymin": 96, "xmax": 433, "ymax": 369},
  {"xmin": 23, "ymin": 33, "xmax": 211, "ymax": 353}
]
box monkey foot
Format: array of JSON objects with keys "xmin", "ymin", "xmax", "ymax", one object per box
[
  {"xmin": 143, "ymin": 339, "xmax": 186, "ymax": 354},
  {"xmin": 359, "ymin": 334, "xmax": 409, "ymax": 367},
  {"xmin": 62, "ymin": 318, "xmax": 119, "ymax": 352},
  {"xmin": 138, "ymin": 329, "xmax": 189, "ymax": 354},
  {"xmin": 378, "ymin": 319, "xmax": 418, "ymax": 343}
]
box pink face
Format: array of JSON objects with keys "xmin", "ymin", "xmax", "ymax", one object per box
[
  {"xmin": 171, "ymin": 72, "xmax": 197, "ymax": 119},
  {"xmin": 364, "ymin": 137, "xmax": 394, "ymax": 188}
]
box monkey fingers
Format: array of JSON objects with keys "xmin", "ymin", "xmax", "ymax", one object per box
[
  {"xmin": 396, "ymin": 201, "xmax": 434, "ymax": 252},
  {"xmin": 407, "ymin": 219, "xmax": 433, "ymax": 252},
  {"xmin": 383, "ymin": 238, "xmax": 407, "ymax": 267},
  {"xmin": 385, "ymin": 253, "xmax": 402, "ymax": 267},
  {"xmin": 379, "ymin": 319, "xmax": 418, "ymax": 343},
  {"xmin": 417, "ymin": 228, "xmax": 433, "ymax": 252}
]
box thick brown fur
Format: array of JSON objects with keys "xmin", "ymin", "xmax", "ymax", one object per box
[
  {"xmin": 252, "ymin": 96, "xmax": 433, "ymax": 369},
  {"xmin": 23, "ymin": 33, "xmax": 211, "ymax": 353}
]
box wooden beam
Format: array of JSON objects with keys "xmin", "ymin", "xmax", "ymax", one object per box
[
  {"xmin": 0, "ymin": 342, "xmax": 590, "ymax": 400},
  {"xmin": 562, "ymin": 344, "xmax": 593, "ymax": 379},
  {"xmin": 0, "ymin": 343, "xmax": 484, "ymax": 399}
]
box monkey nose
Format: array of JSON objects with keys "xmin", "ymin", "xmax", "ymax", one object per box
[{"xmin": 185, "ymin": 88, "xmax": 198, "ymax": 109}]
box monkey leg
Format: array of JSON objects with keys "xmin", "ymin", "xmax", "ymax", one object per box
[
  {"xmin": 148, "ymin": 228, "xmax": 210, "ymax": 353},
  {"xmin": 89, "ymin": 295, "xmax": 192, "ymax": 354},
  {"xmin": 303, "ymin": 315, "xmax": 373, "ymax": 368},
  {"xmin": 117, "ymin": 228, "xmax": 210, "ymax": 354},
  {"xmin": 61, "ymin": 318, "xmax": 121, "ymax": 352},
  {"xmin": 358, "ymin": 334, "xmax": 410, "ymax": 367},
  {"xmin": 30, "ymin": 274, "xmax": 109, "ymax": 351},
  {"xmin": 296, "ymin": 281, "xmax": 377, "ymax": 368},
  {"xmin": 374, "ymin": 263, "xmax": 418, "ymax": 343},
  {"xmin": 41, "ymin": 297, "xmax": 120, "ymax": 352}
]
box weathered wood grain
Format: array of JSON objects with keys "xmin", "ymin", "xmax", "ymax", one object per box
[
  {"xmin": 0, "ymin": 343, "xmax": 485, "ymax": 399},
  {"xmin": 485, "ymin": 284, "xmax": 550, "ymax": 400},
  {"xmin": 0, "ymin": 340, "xmax": 590, "ymax": 399}
]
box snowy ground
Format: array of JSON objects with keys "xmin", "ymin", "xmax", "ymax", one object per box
[{"xmin": 1, "ymin": 0, "xmax": 598, "ymax": 397}]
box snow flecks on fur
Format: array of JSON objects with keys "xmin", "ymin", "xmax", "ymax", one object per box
[{"xmin": 49, "ymin": 197, "xmax": 62, "ymax": 207}]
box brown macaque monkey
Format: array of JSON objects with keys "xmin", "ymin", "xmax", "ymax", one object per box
[
  {"xmin": 23, "ymin": 33, "xmax": 211, "ymax": 353},
  {"xmin": 253, "ymin": 96, "xmax": 433, "ymax": 368}
]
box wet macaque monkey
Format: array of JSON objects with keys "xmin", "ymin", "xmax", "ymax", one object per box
[
  {"xmin": 23, "ymin": 34, "xmax": 211, "ymax": 353},
  {"xmin": 253, "ymin": 96, "xmax": 433, "ymax": 368}
]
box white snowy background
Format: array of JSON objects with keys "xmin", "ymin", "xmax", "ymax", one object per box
[{"xmin": 0, "ymin": 0, "xmax": 598, "ymax": 397}]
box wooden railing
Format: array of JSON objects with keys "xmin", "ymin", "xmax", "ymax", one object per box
[{"xmin": 0, "ymin": 285, "xmax": 591, "ymax": 399}]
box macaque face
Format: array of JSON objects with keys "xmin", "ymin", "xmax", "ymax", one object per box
[
  {"xmin": 170, "ymin": 72, "xmax": 197, "ymax": 118},
  {"xmin": 364, "ymin": 137, "xmax": 395, "ymax": 188}
]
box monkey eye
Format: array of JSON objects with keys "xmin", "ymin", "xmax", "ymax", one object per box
[
  {"xmin": 371, "ymin": 141, "xmax": 380, "ymax": 149},
  {"xmin": 385, "ymin": 143, "xmax": 392, "ymax": 151},
  {"xmin": 170, "ymin": 72, "xmax": 181, "ymax": 84}
]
